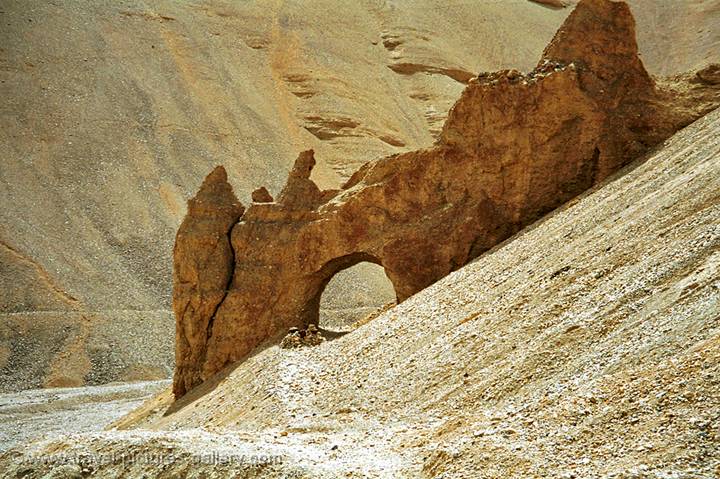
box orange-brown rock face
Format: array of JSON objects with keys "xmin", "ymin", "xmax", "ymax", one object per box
[
  {"xmin": 172, "ymin": 0, "xmax": 720, "ymax": 398},
  {"xmin": 172, "ymin": 166, "xmax": 244, "ymax": 398},
  {"xmin": 250, "ymin": 187, "xmax": 274, "ymax": 204}
]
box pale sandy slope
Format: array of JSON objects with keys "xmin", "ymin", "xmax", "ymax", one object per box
[
  {"xmin": 3, "ymin": 104, "xmax": 718, "ymax": 478},
  {"xmin": 1, "ymin": 0, "xmax": 718, "ymax": 390}
]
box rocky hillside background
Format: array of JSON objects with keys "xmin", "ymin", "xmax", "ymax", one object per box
[
  {"xmin": 5, "ymin": 97, "xmax": 719, "ymax": 479},
  {"xmin": 1, "ymin": 0, "xmax": 719, "ymax": 391}
]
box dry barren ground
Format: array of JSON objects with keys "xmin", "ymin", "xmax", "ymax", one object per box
[
  {"xmin": 2, "ymin": 105, "xmax": 718, "ymax": 478},
  {"xmin": 2, "ymin": 0, "xmax": 719, "ymax": 390},
  {"xmin": 0, "ymin": 380, "xmax": 167, "ymax": 453}
]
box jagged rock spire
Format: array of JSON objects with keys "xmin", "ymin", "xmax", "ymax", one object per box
[{"xmin": 172, "ymin": 166, "xmax": 243, "ymax": 399}]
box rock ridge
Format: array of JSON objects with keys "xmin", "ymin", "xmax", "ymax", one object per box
[{"xmin": 172, "ymin": 0, "xmax": 720, "ymax": 398}]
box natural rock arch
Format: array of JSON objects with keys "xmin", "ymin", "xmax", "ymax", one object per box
[
  {"xmin": 171, "ymin": 0, "xmax": 720, "ymax": 398},
  {"xmin": 301, "ymin": 252, "xmax": 397, "ymax": 327}
]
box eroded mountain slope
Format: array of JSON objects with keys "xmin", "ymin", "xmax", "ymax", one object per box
[
  {"xmin": 0, "ymin": 0, "xmax": 569, "ymax": 314},
  {"xmin": 1, "ymin": 0, "xmax": 719, "ymax": 390},
  {"xmin": 0, "ymin": 0, "xmax": 571, "ymax": 391},
  {"xmin": 4, "ymin": 104, "xmax": 719, "ymax": 479}
]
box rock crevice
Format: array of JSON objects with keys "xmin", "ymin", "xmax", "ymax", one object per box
[{"xmin": 172, "ymin": 166, "xmax": 244, "ymax": 398}]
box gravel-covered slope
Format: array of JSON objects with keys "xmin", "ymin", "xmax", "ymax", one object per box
[
  {"xmin": 2, "ymin": 0, "xmax": 719, "ymax": 392},
  {"xmin": 3, "ymin": 108, "xmax": 718, "ymax": 478}
]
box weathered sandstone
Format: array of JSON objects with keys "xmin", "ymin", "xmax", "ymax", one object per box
[
  {"xmin": 173, "ymin": 0, "xmax": 720, "ymax": 398},
  {"xmin": 172, "ymin": 167, "xmax": 244, "ymax": 398}
]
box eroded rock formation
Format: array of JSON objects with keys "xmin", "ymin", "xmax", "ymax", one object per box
[
  {"xmin": 172, "ymin": 167, "xmax": 244, "ymax": 398},
  {"xmin": 172, "ymin": 0, "xmax": 720, "ymax": 398}
]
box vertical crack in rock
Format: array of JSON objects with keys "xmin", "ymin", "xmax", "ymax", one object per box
[
  {"xmin": 171, "ymin": 166, "xmax": 243, "ymax": 399},
  {"xmin": 171, "ymin": 0, "xmax": 720, "ymax": 398},
  {"xmin": 202, "ymin": 222, "xmax": 236, "ymax": 356}
]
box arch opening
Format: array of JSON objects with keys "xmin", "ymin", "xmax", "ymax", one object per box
[{"xmin": 301, "ymin": 253, "xmax": 397, "ymax": 332}]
